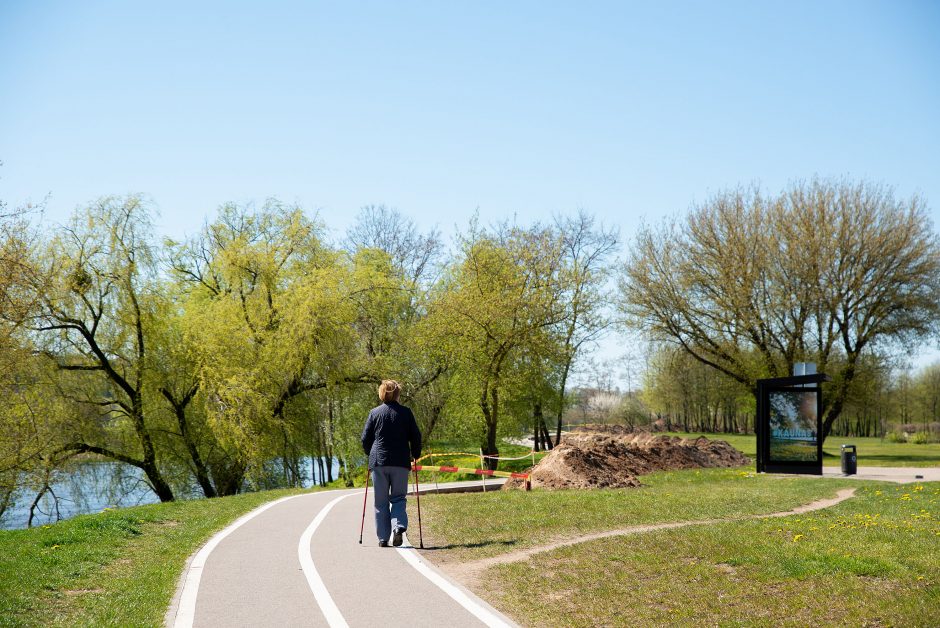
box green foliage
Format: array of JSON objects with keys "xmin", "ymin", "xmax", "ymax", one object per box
[{"xmin": 2, "ymin": 198, "xmax": 617, "ymax": 509}]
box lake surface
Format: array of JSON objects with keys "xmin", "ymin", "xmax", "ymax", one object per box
[{"xmin": 1, "ymin": 457, "xmax": 342, "ymax": 530}]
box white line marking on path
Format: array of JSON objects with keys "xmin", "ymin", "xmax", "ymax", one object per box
[
  {"xmin": 172, "ymin": 493, "xmax": 308, "ymax": 628},
  {"xmin": 298, "ymin": 493, "xmax": 355, "ymax": 628},
  {"xmin": 396, "ymin": 539, "xmax": 514, "ymax": 628}
]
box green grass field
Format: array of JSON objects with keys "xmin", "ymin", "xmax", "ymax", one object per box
[
  {"xmin": 416, "ymin": 468, "xmax": 860, "ymax": 562},
  {"xmin": 481, "ymin": 481, "xmax": 940, "ymax": 627},
  {"xmin": 418, "ymin": 470, "xmax": 940, "ymax": 627},
  {"xmin": 665, "ymin": 432, "xmax": 940, "ymax": 467}
]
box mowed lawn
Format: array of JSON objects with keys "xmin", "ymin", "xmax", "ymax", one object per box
[
  {"xmin": 417, "ymin": 470, "xmax": 939, "ymax": 627},
  {"xmin": 665, "ymin": 432, "xmax": 940, "ymax": 467}
]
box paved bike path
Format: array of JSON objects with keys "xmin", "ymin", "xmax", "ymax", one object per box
[{"xmin": 166, "ymin": 482, "xmax": 517, "ymax": 628}]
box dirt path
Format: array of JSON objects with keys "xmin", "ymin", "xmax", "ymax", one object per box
[{"xmin": 443, "ymin": 488, "xmax": 857, "ymax": 583}]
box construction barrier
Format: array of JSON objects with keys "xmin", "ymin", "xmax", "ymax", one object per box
[{"xmin": 411, "ymin": 464, "xmax": 531, "ymax": 490}]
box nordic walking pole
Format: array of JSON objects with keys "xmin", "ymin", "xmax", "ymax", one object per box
[
  {"xmin": 412, "ymin": 459, "xmax": 424, "ymax": 549},
  {"xmin": 358, "ymin": 468, "xmax": 370, "ymax": 544}
]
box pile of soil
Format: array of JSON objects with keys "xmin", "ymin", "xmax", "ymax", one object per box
[{"xmin": 507, "ymin": 428, "xmax": 749, "ymax": 490}]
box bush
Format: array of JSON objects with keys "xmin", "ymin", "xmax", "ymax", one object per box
[
  {"xmin": 910, "ymin": 431, "xmax": 932, "ymax": 444},
  {"xmin": 887, "ymin": 431, "xmax": 907, "ymax": 443}
]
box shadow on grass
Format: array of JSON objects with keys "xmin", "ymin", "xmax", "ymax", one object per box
[{"xmin": 416, "ymin": 539, "xmax": 519, "ymax": 551}]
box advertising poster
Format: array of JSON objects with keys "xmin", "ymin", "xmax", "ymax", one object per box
[{"xmin": 768, "ymin": 390, "xmax": 818, "ymax": 462}]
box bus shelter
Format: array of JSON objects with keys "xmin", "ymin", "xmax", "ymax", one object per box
[{"xmin": 756, "ymin": 373, "xmax": 830, "ymax": 475}]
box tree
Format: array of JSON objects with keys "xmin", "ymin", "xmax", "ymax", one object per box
[
  {"xmin": 29, "ymin": 196, "xmax": 176, "ymax": 501},
  {"xmin": 549, "ymin": 211, "xmax": 619, "ymax": 446},
  {"xmin": 620, "ymin": 178, "xmax": 940, "ymax": 438},
  {"xmin": 429, "ymin": 221, "xmax": 567, "ymax": 467},
  {"xmin": 0, "ymin": 195, "xmax": 42, "ymax": 517},
  {"xmin": 171, "ymin": 201, "xmax": 368, "ymax": 486}
]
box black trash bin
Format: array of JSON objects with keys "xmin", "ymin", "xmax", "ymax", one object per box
[{"xmin": 841, "ymin": 444, "xmax": 857, "ymax": 475}]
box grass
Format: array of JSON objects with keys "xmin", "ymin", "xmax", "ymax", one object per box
[
  {"xmin": 665, "ymin": 432, "xmax": 940, "ymax": 467},
  {"xmin": 480, "ymin": 481, "xmax": 940, "ymax": 627},
  {"xmin": 415, "ymin": 467, "xmax": 860, "ymax": 564},
  {"xmin": 0, "ymin": 487, "xmax": 312, "ymax": 628}
]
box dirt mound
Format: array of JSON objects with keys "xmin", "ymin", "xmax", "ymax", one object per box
[{"xmin": 507, "ymin": 432, "xmax": 749, "ymax": 490}]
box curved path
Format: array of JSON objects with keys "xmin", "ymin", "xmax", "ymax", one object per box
[{"xmin": 165, "ymin": 481, "xmax": 517, "ymax": 628}]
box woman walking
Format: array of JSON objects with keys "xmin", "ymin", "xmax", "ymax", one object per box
[{"xmin": 361, "ymin": 380, "xmax": 422, "ymax": 547}]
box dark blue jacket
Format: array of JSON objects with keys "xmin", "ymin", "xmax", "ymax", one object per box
[{"xmin": 361, "ymin": 402, "xmax": 422, "ymax": 469}]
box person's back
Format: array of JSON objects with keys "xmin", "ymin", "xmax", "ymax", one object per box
[{"xmin": 363, "ymin": 401, "xmax": 421, "ymax": 470}]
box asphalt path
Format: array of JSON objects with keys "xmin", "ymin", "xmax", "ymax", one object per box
[
  {"xmin": 165, "ymin": 481, "xmax": 518, "ymax": 628},
  {"xmin": 821, "ymin": 465, "xmax": 940, "ymax": 483}
]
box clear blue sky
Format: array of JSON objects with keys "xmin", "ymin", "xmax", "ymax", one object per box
[{"xmin": 2, "ymin": 0, "xmax": 939, "ymax": 377}]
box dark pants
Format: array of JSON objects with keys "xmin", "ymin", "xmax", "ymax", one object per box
[{"xmin": 372, "ymin": 466, "xmax": 410, "ymax": 542}]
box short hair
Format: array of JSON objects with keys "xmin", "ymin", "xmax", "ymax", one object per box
[{"xmin": 378, "ymin": 380, "xmax": 401, "ymax": 403}]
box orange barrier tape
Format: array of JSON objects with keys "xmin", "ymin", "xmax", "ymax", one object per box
[{"xmin": 412, "ymin": 464, "xmax": 530, "ymax": 480}]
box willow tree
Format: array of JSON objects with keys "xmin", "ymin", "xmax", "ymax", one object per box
[
  {"xmin": 29, "ymin": 196, "xmax": 176, "ymax": 501},
  {"xmin": 0, "ymin": 199, "xmax": 43, "ymax": 517},
  {"xmin": 620, "ymin": 178, "xmax": 940, "ymax": 438},
  {"xmin": 171, "ymin": 201, "xmax": 366, "ymax": 486}
]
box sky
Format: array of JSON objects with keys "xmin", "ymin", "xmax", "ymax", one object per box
[{"xmin": 2, "ymin": 0, "xmax": 939, "ymax": 383}]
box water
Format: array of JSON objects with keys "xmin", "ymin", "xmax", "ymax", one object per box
[
  {"xmin": 1, "ymin": 456, "xmax": 344, "ymax": 531},
  {"xmin": 2, "ymin": 461, "xmax": 161, "ymax": 530}
]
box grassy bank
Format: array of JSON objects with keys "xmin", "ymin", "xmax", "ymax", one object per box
[
  {"xmin": 665, "ymin": 432, "xmax": 940, "ymax": 467},
  {"xmin": 0, "ymin": 487, "xmax": 311, "ymax": 627},
  {"xmin": 483, "ymin": 481, "xmax": 940, "ymax": 627},
  {"xmin": 418, "ymin": 469, "xmax": 939, "ymax": 626},
  {"xmin": 416, "ymin": 467, "xmax": 860, "ymax": 563}
]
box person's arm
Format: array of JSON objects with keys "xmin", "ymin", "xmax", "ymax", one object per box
[
  {"xmin": 408, "ymin": 410, "xmax": 422, "ymax": 462},
  {"xmin": 361, "ymin": 413, "xmax": 376, "ymax": 458}
]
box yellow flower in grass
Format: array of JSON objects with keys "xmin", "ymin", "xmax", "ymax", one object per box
[{"xmin": 793, "ymin": 534, "xmax": 804, "ymax": 542}]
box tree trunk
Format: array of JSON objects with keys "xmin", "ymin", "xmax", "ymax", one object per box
[
  {"xmin": 143, "ymin": 461, "xmax": 175, "ymax": 502},
  {"xmin": 212, "ymin": 459, "xmax": 245, "ymax": 496},
  {"xmin": 162, "ymin": 387, "xmax": 216, "ymax": 498},
  {"xmin": 533, "ymin": 403, "xmax": 543, "ymax": 452},
  {"xmin": 554, "ymin": 361, "xmax": 571, "ymax": 447},
  {"xmin": 539, "ymin": 417, "xmax": 553, "ymax": 450}
]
